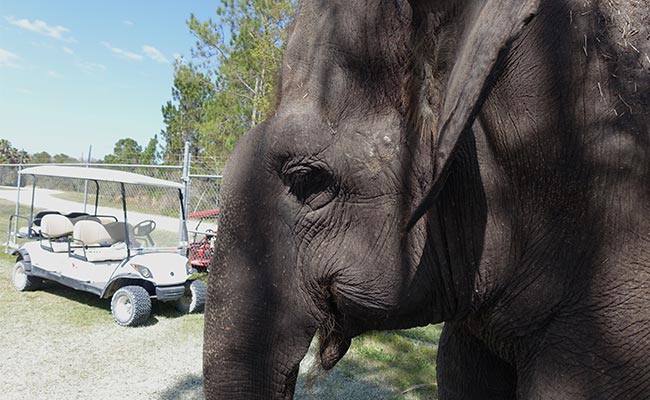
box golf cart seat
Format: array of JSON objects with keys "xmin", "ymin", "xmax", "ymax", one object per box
[
  {"xmin": 103, "ymin": 222, "xmax": 136, "ymax": 246},
  {"xmin": 33, "ymin": 210, "xmax": 62, "ymax": 227},
  {"xmin": 72, "ymin": 220, "xmax": 128, "ymax": 262},
  {"xmin": 21, "ymin": 210, "xmax": 63, "ymax": 238},
  {"xmin": 65, "ymin": 212, "xmax": 89, "ymax": 220},
  {"xmin": 70, "ymin": 215, "xmax": 101, "ymax": 224},
  {"xmin": 40, "ymin": 214, "xmax": 74, "ymax": 252},
  {"xmin": 73, "ymin": 220, "xmax": 113, "ymax": 245}
]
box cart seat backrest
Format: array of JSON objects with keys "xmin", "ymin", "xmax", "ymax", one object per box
[
  {"xmin": 65, "ymin": 212, "xmax": 89, "ymax": 220},
  {"xmin": 73, "ymin": 220, "xmax": 113, "ymax": 246},
  {"xmin": 34, "ymin": 210, "xmax": 62, "ymax": 227},
  {"xmin": 41, "ymin": 214, "xmax": 74, "ymax": 239},
  {"xmin": 71, "ymin": 215, "xmax": 101, "ymax": 224},
  {"xmin": 104, "ymin": 222, "xmax": 134, "ymax": 243}
]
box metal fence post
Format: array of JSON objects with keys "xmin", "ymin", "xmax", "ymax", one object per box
[
  {"xmin": 12, "ymin": 152, "xmax": 24, "ymax": 248},
  {"xmin": 181, "ymin": 141, "xmax": 191, "ymax": 243},
  {"xmin": 83, "ymin": 145, "xmax": 92, "ymax": 213}
]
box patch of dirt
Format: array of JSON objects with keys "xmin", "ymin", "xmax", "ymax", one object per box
[{"xmin": 0, "ymin": 262, "xmax": 206, "ymax": 400}]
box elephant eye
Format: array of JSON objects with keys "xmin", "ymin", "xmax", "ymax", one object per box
[{"xmin": 282, "ymin": 162, "xmax": 338, "ymax": 209}]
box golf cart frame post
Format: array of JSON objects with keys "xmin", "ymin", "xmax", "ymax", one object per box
[{"xmin": 120, "ymin": 182, "xmax": 129, "ymax": 258}]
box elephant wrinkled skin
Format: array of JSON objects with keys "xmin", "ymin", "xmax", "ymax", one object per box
[{"xmin": 204, "ymin": 0, "xmax": 650, "ymax": 399}]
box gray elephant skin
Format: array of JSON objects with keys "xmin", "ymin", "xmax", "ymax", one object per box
[{"xmin": 203, "ymin": 0, "xmax": 650, "ymax": 399}]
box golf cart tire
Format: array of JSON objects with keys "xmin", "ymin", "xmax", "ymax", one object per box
[
  {"xmin": 175, "ymin": 280, "xmax": 207, "ymax": 314},
  {"xmin": 111, "ymin": 285, "xmax": 152, "ymax": 327},
  {"xmin": 12, "ymin": 261, "xmax": 41, "ymax": 291}
]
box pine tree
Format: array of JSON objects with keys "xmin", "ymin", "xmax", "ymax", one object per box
[{"xmin": 160, "ymin": 0, "xmax": 297, "ymax": 171}]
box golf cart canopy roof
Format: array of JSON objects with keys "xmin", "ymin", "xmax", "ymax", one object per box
[{"xmin": 19, "ymin": 166, "xmax": 183, "ymax": 189}]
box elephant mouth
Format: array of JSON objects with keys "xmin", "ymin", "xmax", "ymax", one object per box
[
  {"xmin": 316, "ymin": 307, "xmax": 353, "ymax": 370},
  {"xmin": 318, "ymin": 308, "xmax": 353, "ymax": 371},
  {"xmin": 314, "ymin": 281, "xmax": 386, "ymax": 370},
  {"xmin": 311, "ymin": 280, "xmax": 356, "ymax": 370}
]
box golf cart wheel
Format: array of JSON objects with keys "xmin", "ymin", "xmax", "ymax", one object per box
[
  {"xmin": 175, "ymin": 280, "xmax": 207, "ymax": 314},
  {"xmin": 111, "ymin": 286, "xmax": 152, "ymax": 327},
  {"xmin": 12, "ymin": 261, "xmax": 41, "ymax": 291}
]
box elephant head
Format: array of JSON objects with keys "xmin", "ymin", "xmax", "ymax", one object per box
[{"xmin": 203, "ymin": 0, "xmax": 539, "ymax": 398}]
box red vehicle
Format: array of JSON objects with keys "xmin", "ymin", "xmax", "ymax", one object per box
[{"xmin": 186, "ymin": 209, "xmax": 219, "ymax": 272}]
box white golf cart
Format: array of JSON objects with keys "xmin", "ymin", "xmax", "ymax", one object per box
[{"xmin": 6, "ymin": 165, "xmax": 206, "ymax": 327}]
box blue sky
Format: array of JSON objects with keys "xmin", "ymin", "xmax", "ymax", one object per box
[{"xmin": 0, "ymin": 0, "xmax": 219, "ymax": 160}]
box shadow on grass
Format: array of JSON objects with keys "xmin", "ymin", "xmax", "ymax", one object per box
[
  {"xmin": 153, "ymin": 299, "xmax": 184, "ymax": 318},
  {"xmin": 160, "ymin": 369, "xmax": 416, "ymax": 400},
  {"xmin": 296, "ymin": 364, "xmax": 400, "ymax": 400},
  {"xmin": 157, "ymin": 326, "xmax": 439, "ymax": 400},
  {"xmin": 158, "ymin": 373, "xmax": 204, "ymax": 400},
  {"xmin": 40, "ymin": 281, "xmax": 110, "ymax": 311},
  {"xmin": 38, "ymin": 280, "xmax": 198, "ymax": 326}
]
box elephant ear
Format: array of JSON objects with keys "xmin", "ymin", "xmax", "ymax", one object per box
[{"xmin": 407, "ymin": 0, "xmax": 539, "ymax": 229}]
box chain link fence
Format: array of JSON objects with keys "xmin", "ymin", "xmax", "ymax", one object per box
[
  {"xmin": 186, "ymin": 175, "xmax": 222, "ymax": 215},
  {"xmin": 0, "ymin": 157, "xmax": 223, "ymax": 252},
  {"xmin": 0, "ymin": 162, "xmax": 221, "ymax": 213}
]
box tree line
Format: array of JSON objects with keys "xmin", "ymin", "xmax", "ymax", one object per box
[
  {"xmin": 0, "ymin": 139, "xmax": 79, "ymax": 164},
  {"xmin": 0, "ymin": 137, "xmax": 154, "ymax": 165}
]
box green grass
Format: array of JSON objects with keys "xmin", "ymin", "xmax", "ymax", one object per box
[
  {"xmin": 0, "ymin": 250, "xmax": 107, "ymax": 328},
  {"xmin": 0, "ymin": 197, "xmax": 442, "ymax": 399},
  {"xmin": 0, "ymin": 252, "xmax": 206, "ymax": 330},
  {"xmin": 345, "ymin": 328, "xmax": 440, "ymax": 398},
  {"xmin": 394, "ymin": 325, "xmax": 443, "ymax": 344},
  {"xmin": 297, "ymin": 326, "xmax": 441, "ymax": 399}
]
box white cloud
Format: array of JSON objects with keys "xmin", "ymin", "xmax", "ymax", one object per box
[
  {"xmin": 101, "ymin": 41, "xmax": 143, "ymax": 60},
  {"xmin": 0, "ymin": 48, "xmax": 20, "ymax": 68},
  {"xmin": 5, "ymin": 16, "xmax": 74, "ymax": 42},
  {"xmin": 76, "ymin": 60, "xmax": 107, "ymax": 74},
  {"xmin": 123, "ymin": 20, "xmax": 134, "ymax": 26},
  {"xmin": 47, "ymin": 70, "xmax": 63, "ymax": 79},
  {"xmin": 142, "ymin": 45, "xmax": 169, "ymax": 64},
  {"xmin": 62, "ymin": 46, "xmax": 74, "ymax": 55},
  {"xmin": 16, "ymin": 88, "xmax": 32, "ymax": 94}
]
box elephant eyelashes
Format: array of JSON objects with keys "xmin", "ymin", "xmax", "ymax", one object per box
[{"xmin": 282, "ymin": 162, "xmax": 338, "ymax": 209}]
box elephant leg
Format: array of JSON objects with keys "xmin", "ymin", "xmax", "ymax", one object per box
[{"xmin": 437, "ymin": 322, "xmax": 517, "ymax": 400}]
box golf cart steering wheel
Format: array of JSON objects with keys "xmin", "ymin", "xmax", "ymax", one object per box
[
  {"xmin": 134, "ymin": 220, "xmax": 156, "ymax": 236},
  {"xmin": 134, "ymin": 220, "xmax": 156, "ymax": 246}
]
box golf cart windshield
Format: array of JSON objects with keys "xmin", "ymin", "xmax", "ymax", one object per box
[{"xmin": 10, "ymin": 166, "xmax": 187, "ymax": 254}]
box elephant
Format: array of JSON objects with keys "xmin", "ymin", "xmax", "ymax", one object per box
[{"xmin": 203, "ymin": 0, "xmax": 650, "ymax": 398}]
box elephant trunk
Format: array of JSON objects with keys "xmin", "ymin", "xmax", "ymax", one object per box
[
  {"xmin": 203, "ymin": 127, "xmax": 321, "ymax": 399},
  {"xmin": 203, "ymin": 241, "xmax": 317, "ymax": 399}
]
